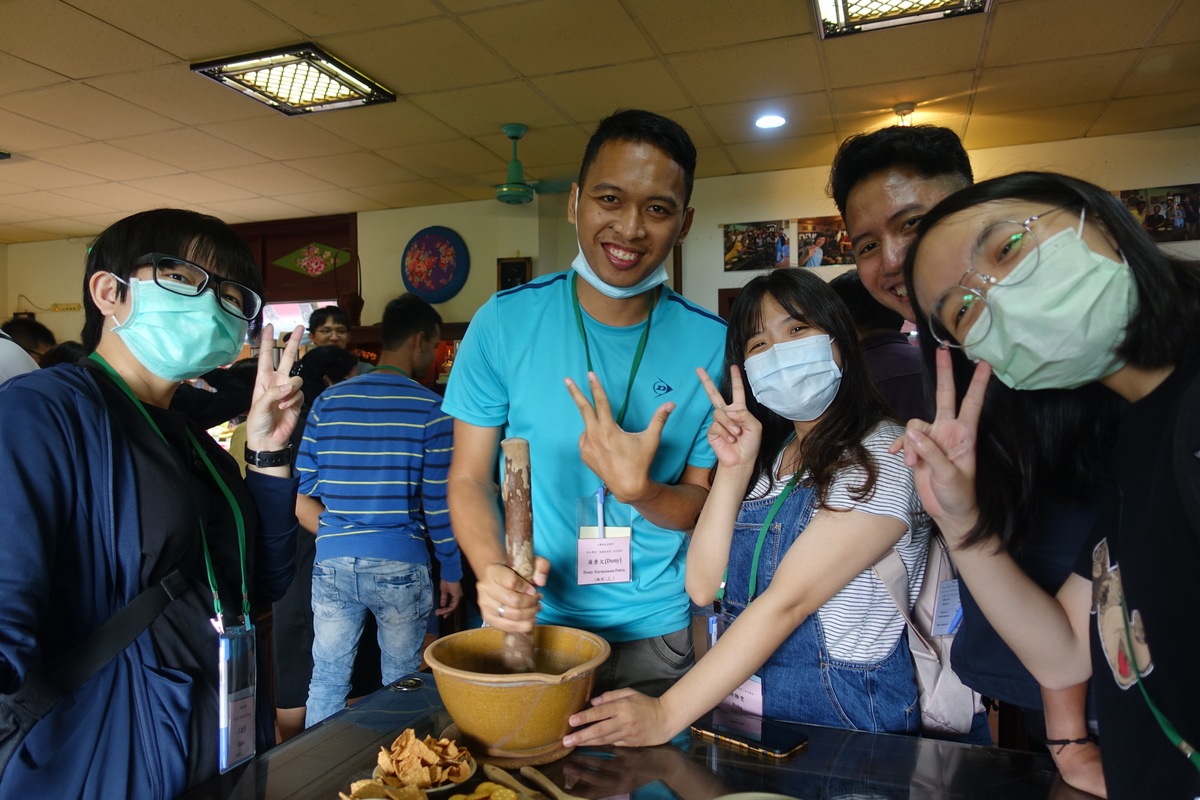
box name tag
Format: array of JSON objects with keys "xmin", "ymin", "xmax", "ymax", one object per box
[
  {"xmin": 218, "ymin": 624, "xmax": 257, "ymax": 772},
  {"xmin": 576, "ymin": 491, "xmax": 632, "ymax": 585},
  {"xmin": 931, "ymin": 579, "xmax": 962, "ymax": 636}
]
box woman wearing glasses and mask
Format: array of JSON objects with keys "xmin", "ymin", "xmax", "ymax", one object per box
[
  {"xmin": 898, "ymin": 172, "xmax": 1200, "ymax": 800},
  {"xmin": 0, "ymin": 209, "xmax": 305, "ymax": 798}
]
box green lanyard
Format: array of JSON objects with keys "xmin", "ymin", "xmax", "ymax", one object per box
[
  {"xmin": 372, "ymin": 365, "xmax": 408, "ymax": 377},
  {"xmin": 88, "ymin": 354, "xmax": 251, "ymax": 629},
  {"xmin": 718, "ymin": 436, "xmax": 803, "ymax": 603},
  {"xmin": 570, "ymin": 273, "xmax": 656, "ymax": 428}
]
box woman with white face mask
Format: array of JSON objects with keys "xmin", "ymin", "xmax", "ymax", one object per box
[
  {"xmin": 565, "ymin": 268, "xmax": 931, "ymax": 747},
  {"xmin": 900, "ymin": 172, "xmax": 1200, "ymax": 800},
  {"xmin": 0, "ymin": 209, "xmax": 306, "ymax": 798}
]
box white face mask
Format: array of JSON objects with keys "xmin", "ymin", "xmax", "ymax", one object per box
[
  {"xmin": 744, "ymin": 335, "xmax": 842, "ymax": 421},
  {"xmin": 570, "ymin": 190, "xmax": 669, "ymax": 300},
  {"xmin": 965, "ymin": 209, "xmax": 1135, "ymax": 391}
]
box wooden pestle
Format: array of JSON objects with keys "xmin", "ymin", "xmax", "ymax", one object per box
[{"xmin": 501, "ymin": 437, "xmax": 536, "ymax": 672}]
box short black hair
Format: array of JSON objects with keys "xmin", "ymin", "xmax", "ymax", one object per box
[
  {"xmin": 39, "ymin": 340, "xmax": 86, "ymax": 368},
  {"xmin": 578, "ymin": 109, "xmax": 697, "ymax": 205},
  {"xmin": 2, "ymin": 317, "xmax": 56, "ymax": 352},
  {"xmin": 82, "ymin": 209, "xmax": 262, "ymax": 351},
  {"xmin": 308, "ymin": 305, "xmax": 350, "ymax": 331},
  {"xmin": 829, "ymin": 269, "xmax": 905, "ymax": 332},
  {"xmin": 381, "ymin": 293, "xmax": 441, "ymax": 351},
  {"xmin": 829, "ymin": 125, "xmax": 973, "ymax": 217},
  {"xmin": 295, "ymin": 345, "xmax": 359, "ymax": 407}
]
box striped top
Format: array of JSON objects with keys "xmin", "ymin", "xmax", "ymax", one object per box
[{"xmin": 296, "ymin": 369, "xmax": 462, "ymax": 582}]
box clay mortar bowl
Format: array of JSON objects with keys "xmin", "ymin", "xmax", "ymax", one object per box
[{"xmin": 424, "ymin": 625, "xmax": 610, "ymax": 761}]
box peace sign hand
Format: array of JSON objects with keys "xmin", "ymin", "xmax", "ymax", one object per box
[
  {"xmin": 696, "ymin": 365, "xmax": 762, "ymax": 472},
  {"xmin": 564, "ymin": 372, "xmax": 674, "ymax": 505},
  {"xmin": 890, "ymin": 347, "xmax": 991, "ymax": 546},
  {"xmin": 244, "ymin": 324, "xmax": 305, "ymax": 460}
]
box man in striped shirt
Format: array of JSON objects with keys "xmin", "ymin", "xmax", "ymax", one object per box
[{"xmin": 296, "ymin": 293, "xmax": 462, "ymax": 727}]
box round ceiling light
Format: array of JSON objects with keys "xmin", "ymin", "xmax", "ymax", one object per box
[{"xmin": 755, "ymin": 114, "xmax": 786, "ymax": 129}]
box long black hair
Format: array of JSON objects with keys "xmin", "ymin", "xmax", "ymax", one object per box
[{"xmin": 724, "ymin": 268, "xmax": 895, "ymax": 506}]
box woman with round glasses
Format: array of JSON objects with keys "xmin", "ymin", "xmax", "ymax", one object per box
[
  {"xmin": 897, "ymin": 171, "xmax": 1200, "ymax": 800},
  {"xmin": 0, "ymin": 209, "xmax": 305, "ymax": 798}
]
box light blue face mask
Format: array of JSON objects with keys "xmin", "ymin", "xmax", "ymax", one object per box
[
  {"xmin": 570, "ymin": 190, "xmax": 670, "ymax": 300},
  {"xmin": 744, "ymin": 334, "xmax": 842, "ymax": 422},
  {"xmin": 111, "ymin": 277, "xmax": 247, "ymax": 382}
]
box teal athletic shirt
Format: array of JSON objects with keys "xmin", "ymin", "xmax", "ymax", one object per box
[{"xmin": 442, "ymin": 271, "xmax": 726, "ymax": 642}]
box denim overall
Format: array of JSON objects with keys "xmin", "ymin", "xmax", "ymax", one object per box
[{"xmin": 723, "ymin": 477, "xmax": 920, "ymax": 734}]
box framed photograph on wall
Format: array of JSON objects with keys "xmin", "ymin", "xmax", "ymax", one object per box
[{"xmin": 497, "ymin": 256, "xmax": 532, "ymax": 290}]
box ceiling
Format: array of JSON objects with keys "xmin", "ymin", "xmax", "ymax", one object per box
[{"xmin": 0, "ymin": 0, "xmax": 1197, "ymax": 244}]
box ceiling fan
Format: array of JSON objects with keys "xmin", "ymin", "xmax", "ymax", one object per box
[{"xmin": 494, "ymin": 123, "xmax": 572, "ymax": 204}]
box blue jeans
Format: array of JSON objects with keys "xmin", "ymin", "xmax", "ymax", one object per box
[
  {"xmin": 305, "ymin": 557, "xmax": 432, "ymax": 726},
  {"xmin": 724, "ymin": 482, "xmax": 920, "ymax": 734}
]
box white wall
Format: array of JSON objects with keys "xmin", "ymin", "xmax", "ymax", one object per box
[
  {"xmin": 5, "ymin": 239, "xmax": 89, "ymax": 343},
  {"xmin": 0, "ymin": 244, "xmax": 8, "ymax": 323},
  {"xmin": 681, "ymin": 125, "xmax": 1200, "ymax": 314}
]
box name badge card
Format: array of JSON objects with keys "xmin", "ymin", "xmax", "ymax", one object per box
[
  {"xmin": 712, "ymin": 612, "xmax": 764, "ymax": 716},
  {"xmin": 218, "ymin": 624, "xmax": 257, "ymax": 773},
  {"xmin": 931, "ymin": 579, "xmax": 963, "ymax": 637},
  {"xmin": 576, "ymin": 490, "xmax": 632, "ymax": 585}
]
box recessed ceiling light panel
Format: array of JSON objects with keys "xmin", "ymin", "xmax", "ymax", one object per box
[
  {"xmin": 813, "ymin": 0, "xmax": 991, "ymax": 39},
  {"xmin": 191, "ymin": 43, "xmax": 395, "ymax": 115},
  {"xmin": 756, "ymin": 115, "xmax": 787, "ymax": 129}
]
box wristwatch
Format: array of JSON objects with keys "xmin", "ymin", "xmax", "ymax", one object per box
[{"xmin": 244, "ymin": 443, "xmax": 293, "ymax": 468}]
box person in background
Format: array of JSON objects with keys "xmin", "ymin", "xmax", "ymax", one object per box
[
  {"xmin": 0, "ymin": 208, "xmax": 303, "ymax": 798},
  {"xmin": 38, "ymin": 340, "xmax": 87, "ymax": 369},
  {"xmin": 297, "ymin": 293, "xmax": 462, "ymax": 727},
  {"xmin": 830, "ymin": 125, "xmax": 1106, "ymax": 795},
  {"xmin": 565, "ymin": 268, "xmax": 928, "ymax": 746},
  {"xmin": 802, "ymin": 234, "xmax": 826, "ymax": 268},
  {"xmin": 901, "ymin": 170, "xmax": 1200, "ymax": 800},
  {"xmin": 443, "ymin": 110, "xmax": 726, "ymax": 698},
  {"xmin": 829, "ymin": 269, "xmax": 925, "ymax": 422},
  {"xmin": 308, "ymin": 305, "xmax": 372, "ymax": 373},
  {"xmin": 0, "ymin": 330, "xmax": 39, "ymax": 381},
  {"xmin": 1, "ymin": 316, "xmax": 56, "ymax": 365}
]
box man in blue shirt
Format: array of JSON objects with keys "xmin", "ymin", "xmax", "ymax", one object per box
[
  {"xmin": 443, "ymin": 110, "xmax": 726, "ymax": 697},
  {"xmin": 297, "ymin": 293, "xmax": 462, "ymax": 726}
]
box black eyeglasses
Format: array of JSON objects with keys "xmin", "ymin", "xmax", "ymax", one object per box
[{"xmin": 133, "ymin": 253, "xmax": 262, "ymax": 321}]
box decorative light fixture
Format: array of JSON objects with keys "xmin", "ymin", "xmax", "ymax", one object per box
[
  {"xmin": 893, "ymin": 102, "xmax": 916, "ymax": 126},
  {"xmin": 755, "ymin": 114, "xmax": 787, "ymax": 129},
  {"xmin": 812, "ymin": 0, "xmax": 991, "ymax": 39},
  {"xmin": 191, "ymin": 43, "xmax": 395, "ymax": 116}
]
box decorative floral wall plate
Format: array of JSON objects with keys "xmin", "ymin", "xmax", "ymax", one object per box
[{"xmin": 401, "ymin": 226, "xmax": 469, "ymax": 303}]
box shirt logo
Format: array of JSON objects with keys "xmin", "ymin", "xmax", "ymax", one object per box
[{"xmin": 652, "ymin": 378, "xmax": 673, "ymax": 396}]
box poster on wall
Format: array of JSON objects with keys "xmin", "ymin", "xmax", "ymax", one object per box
[
  {"xmin": 1113, "ymin": 184, "xmax": 1199, "ymax": 242},
  {"xmin": 794, "ymin": 216, "xmax": 851, "ymax": 268},
  {"xmin": 722, "ymin": 220, "xmax": 790, "ymax": 271}
]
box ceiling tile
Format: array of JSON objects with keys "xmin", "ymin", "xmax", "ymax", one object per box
[
  {"xmin": 250, "ymin": 0, "xmax": 441, "ymax": 36},
  {"xmin": 0, "ymin": 224, "xmax": 54, "ymax": 244},
  {"xmin": 28, "ymin": 142, "xmax": 181, "ymax": 180},
  {"xmin": 530, "ymin": 61, "xmax": 690, "ymax": 122},
  {"xmin": 693, "ymin": 145, "xmax": 737, "ymax": 179},
  {"xmin": 320, "ymin": 18, "xmax": 515, "ymax": 94},
  {"xmin": 0, "ymin": 200, "xmax": 66, "ymax": 224},
  {"xmin": 0, "ymin": 190, "xmax": 117, "ymax": 217},
  {"xmin": 823, "ymin": 14, "xmax": 986, "ymax": 90},
  {"xmin": 1, "ymin": 83, "xmax": 181, "ymax": 140},
  {"xmin": 433, "ymin": 170, "xmax": 511, "ymax": 201},
  {"xmin": 68, "ymin": 0, "xmax": 303, "ymax": 62},
  {"xmin": 725, "ymin": 132, "xmax": 840, "ymax": 172},
  {"xmin": 0, "ymin": 156, "xmax": 107, "ymax": 190},
  {"xmin": 1119, "ymin": 44, "xmax": 1200, "ymax": 98},
  {"xmin": 124, "ymin": 173, "xmax": 261, "ymax": 204},
  {"xmin": 0, "ymin": 0, "xmax": 174, "ymax": 79},
  {"xmin": 273, "ymin": 189, "xmax": 390, "ymax": 216},
  {"xmin": 84, "ymin": 64, "xmax": 278, "ymax": 126},
  {"xmin": 460, "ymin": 0, "xmax": 653, "ymax": 75},
  {"xmin": 410, "ymin": 81, "xmax": 570, "ymax": 138},
  {"xmin": 199, "ymin": 116, "xmax": 361, "ymax": 161},
  {"xmin": 973, "ymin": 53, "xmax": 1137, "ymax": 115},
  {"xmin": 702, "ymin": 92, "xmax": 835, "ymax": 143},
  {"xmin": 1153, "ymin": 0, "xmax": 1200, "ymax": 47},
  {"xmin": 304, "ymin": 100, "xmax": 462, "ymax": 150},
  {"xmin": 984, "ymin": 0, "xmax": 1176, "ymax": 68},
  {"xmin": 7, "ymin": 217, "xmax": 105, "ymax": 238},
  {"xmin": 962, "ymin": 102, "xmax": 1104, "ymax": 149},
  {"xmin": 200, "ymin": 197, "xmax": 317, "ymax": 222},
  {"xmin": 0, "ymin": 109, "xmax": 89, "ymax": 152},
  {"xmin": 474, "ymin": 125, "xmax": 588, "ymax": 168},
  {"xmin": 1089, "ymin": 90, "xmax": 1200, "ymax": 137},
  {"xmin": 0, "ymin": 179, "xmax": 31, "ymax": 197},
  {"xmin": 438, "ymin": 0, "xmax": 530, "ymax": 11},
  {"xmin": 201, "ymin": 163, "xmax": 338, "ymax": 195},
  {"xmin": 833, "ymin": 72, "xmax": 973, "ymax": 117},
  {"xmin": 670, "ymin": 36, "xmax": 823, "ymax": 105},
  {"xmin": 655, "ymin": 108, "xmax": 718, "ymax": 149},
  {"xmin": 111, "ymin": 129, "xmax": 269, "ymax": 171},
  {"xmin": 55, "ymin": 182, "xmax": 187, "ymax": 212},
  {"xmin": 834, "ymin": 112, "xmax": 968, "ymax": 142},
  {"xmin": 0, "ymin": 52, "xmax": 67, "ymax": 95},
  {"xmin": 355, "ymin": 180, "xmax": 469, "ymax": 207},
  {"xmin": 377, "ymin": 139, "xmax": 507, "ymax": 179},
  {"xmin": 283, "ymin": 152, "xmax": 421, "ymax": 187},
  {"xmin": 632, "ymin": 0, "xmax": 813, "ymax": 53}
]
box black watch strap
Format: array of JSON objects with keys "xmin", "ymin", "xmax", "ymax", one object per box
[{"xmin": 244, "ymin": 443, "xmax": 293, "ymax": 468}]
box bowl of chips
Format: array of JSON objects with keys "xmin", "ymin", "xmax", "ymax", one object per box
[
  {"xmin": 424, "ymin": 625, "xmax": 610, "ymax": 761},
  {"xmin": 340, "ymin": 729, "xmax": 474, "ymax": 799}
]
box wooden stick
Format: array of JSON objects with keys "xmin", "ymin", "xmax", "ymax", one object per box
[{"xmin": 501, "ymin": 437, "xmax": 536, "ymax": 672}]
